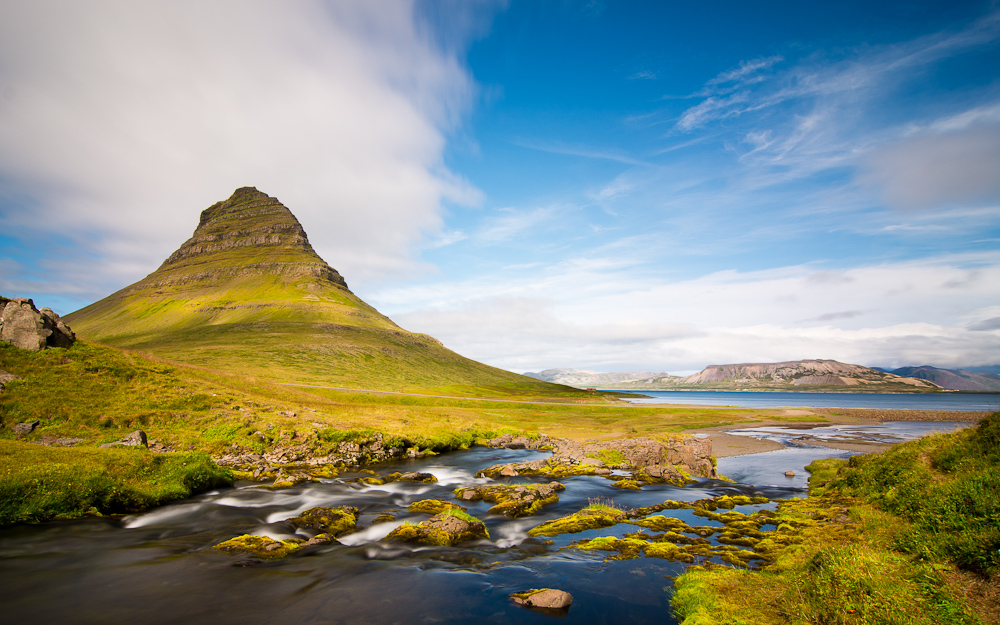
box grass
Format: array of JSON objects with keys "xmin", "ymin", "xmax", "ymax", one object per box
[
  {"xmin": 0, "ymin": 440, "xmax": 231, "ymax": 524},
  {"xmin": 671, "ymin": 412, "xmax": 1000, "ymax": 625}
]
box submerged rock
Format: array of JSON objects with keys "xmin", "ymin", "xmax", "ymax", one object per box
[
  {"xmin": 385, "ymin": 510, "xmax": 489, "ymax": 546},
  {"xmin": 511, "ymin": 588, "xmax": 573, "ymax": 610}
]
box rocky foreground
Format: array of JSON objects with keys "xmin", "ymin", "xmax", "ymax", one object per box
[{"xmin": 211, "ymin": 431, "xmax": 719, "ymax": 489}]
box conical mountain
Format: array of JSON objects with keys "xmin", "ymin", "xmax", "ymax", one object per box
[{"xmin": 68, "ymin": 187, "xmax": 569, "ymax": 396}]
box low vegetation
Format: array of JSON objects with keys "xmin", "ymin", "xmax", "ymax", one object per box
[
  {"xmin": 672, "ymin": 412, "xmax": 1000, "ymax": 624},
  {"xmin": 0, "ymin": 441, "xmax": 231, "ymax": 524}
]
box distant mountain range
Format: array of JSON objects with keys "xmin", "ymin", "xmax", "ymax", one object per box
[
  {"xmin": 526, "ymin": 360, "xmax": 946, "ymax": 392},
  {"xmin": 875, "ymin": 366, "xmax": 1000, "ymax": 392}
]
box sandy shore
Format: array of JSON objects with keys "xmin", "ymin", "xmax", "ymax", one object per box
[{"xmin": 689, "ymin": 408, "xmax": 985, "ymax": 458}]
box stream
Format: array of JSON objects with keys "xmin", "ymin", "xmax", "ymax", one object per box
[{"xmin": 0, "ymin": 421, "xmax": 971, "ymax": 624}]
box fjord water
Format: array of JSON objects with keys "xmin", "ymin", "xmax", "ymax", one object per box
[
  {"xmin": 0, "ymin": 422, "xmax": 967, "ymax": 625},
  {"xmin": 614, "ymin": 390, "xmax": 1000, "ymax": 410}
]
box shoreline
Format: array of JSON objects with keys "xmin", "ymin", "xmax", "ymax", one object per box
[{"xmin": 689, "ymin": 408, "xmax": 983, "ymax": 458}]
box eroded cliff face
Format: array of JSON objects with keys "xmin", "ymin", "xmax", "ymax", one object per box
[{"xmin": 139, "ymin": 186, "xmax": 348, "ymax": 291}]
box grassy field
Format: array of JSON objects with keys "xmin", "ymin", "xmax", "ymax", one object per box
[
  {"xmin": 672, "ymin": 412, "xmax": 1000, "ymax": 625},
  {"xmin": 0, "ymin": 339, "xmax": 834, "ymax": 523}
]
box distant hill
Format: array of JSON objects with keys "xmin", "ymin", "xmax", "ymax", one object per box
[
  {"xmin": 523, "ymin": 368, "xmax": 677, "ymax": 387},
  {"xmin": 886, "ymin": 366, "xmax": 1000, "ymax": 392},
  {"xmin": 67, "ymin": 187, "xmax": 580, "ymax": 397},
  {"xmin": 529, "ymin": 359, "xmax": 943, "ymax": 392}
]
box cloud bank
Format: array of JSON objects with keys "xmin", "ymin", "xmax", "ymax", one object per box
[{"xmin": 0, "ymin": 0, "xmax": 481, "ymax": 310}]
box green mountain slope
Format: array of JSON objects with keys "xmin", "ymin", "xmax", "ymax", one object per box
[{"xmin": 67, "ymin": 187, "xmax": 576, "ymax": 397}]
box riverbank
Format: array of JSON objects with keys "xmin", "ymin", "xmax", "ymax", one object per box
[{"xmin": 674, "ymin": 412, "xmax": 1000, "ymax": 625}]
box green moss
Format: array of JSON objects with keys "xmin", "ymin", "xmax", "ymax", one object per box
[
  {"xmin": 409, "ymin": 499, "xmax": 465, "ymax": 515},
  {"xmin": 213, "ymin": 534, "xmax": 302, "ymax": 560},
  {"xmin": 287, "ymin": 506, "xmax": 358, "ymax": 537},
  {"xmin": 0, "ymin": 440, "xmax": 232, "ymax": 524},
  {"xmin": 529, "ymin": 506, "xmax": 626, "ymax": 537},
  {"xmin": 587, "ymin": 449, "xmax": 627, "ymax": 465}
]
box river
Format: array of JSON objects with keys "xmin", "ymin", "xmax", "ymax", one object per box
[{"xmin": 0, "ymin": 421, "xmax": 973, "ymax": 625}]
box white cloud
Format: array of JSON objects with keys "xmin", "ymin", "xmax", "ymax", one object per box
[
  {"xmin": 0, "ymin": 0, "xmax": 481, "ymax": 306},
  {"xmin": 378, "ymin": 251, "xmax": 1000, "ymax": 371}
]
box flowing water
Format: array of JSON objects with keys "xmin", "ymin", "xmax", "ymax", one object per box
[{"xmin": 0, "ymin": 421, "xmax": 972, "ymax": 624}]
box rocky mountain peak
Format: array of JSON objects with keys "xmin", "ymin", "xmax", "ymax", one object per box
[{"xmin": 141, "ymin": 187, "xmax": 348, "ymax": 290}]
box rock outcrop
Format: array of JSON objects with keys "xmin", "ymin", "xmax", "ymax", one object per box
[
  {"xmin": 99, "ymin": 430, "xmax": 148, "ymax": 449},
  {"xmin": 0, "ymin": 298, "xmax": 75, "ymax": 351},
  {"xmin": 480, "ymin": 434, "xmax": 718, "ymax": 484}
]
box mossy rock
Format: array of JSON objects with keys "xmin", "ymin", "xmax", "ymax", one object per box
[
  {"xmin": 409, "ymin": 499, "xmax": 466, "ymax": 515},
  {"xmin": 612, "ymin": 479, "xmax": 643, "ymax": 490},
  {"xmin": 373, "ymin": 512, "xmax": 396, "ymax": 524},
  {"xmin": 288, "ymin": 505, "xmax": 358, "ymax": 537},
  {"xmin": 455, "ymin": 482, "xmax": 564, "ymax": 518},
  {"xmin": 213, "ymin": 534, "xmax": 302, "ymax": 560},
  {"xmin": 529, "ymin": 506, "xmax": 626, "ymax": 537},
  {"xmin": 385, "ymin": 510, "xmax": 488, "ymax": 546}
]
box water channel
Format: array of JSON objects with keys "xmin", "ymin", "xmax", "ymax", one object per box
[{"xmin": 0, "ymin": 421, "xmax": 973, "ymax": 624}]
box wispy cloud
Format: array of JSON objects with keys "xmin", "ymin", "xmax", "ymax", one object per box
[{"xmin": 511, "ymin": 138, "xmax": 649, "ymax": 166}]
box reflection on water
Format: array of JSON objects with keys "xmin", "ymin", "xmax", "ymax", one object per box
[{"xmin": 0, "ymin": 423, "xmax": 952, "ymax": 624}]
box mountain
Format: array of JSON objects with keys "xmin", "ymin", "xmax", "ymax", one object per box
[
  {"xmin": 523, "ymin": 368, "xmax": 678, "ymax": 387},
  {"xmin": 67, "ymin": 187, "xmax": 578, "ymax": 397},
  {"xmin": 886, "ymin": 366, "xmax": 1000, "ymax": 392},
  {"xmin": 534, "ymin": 359, "xmax": 943, "ymax": 392}
]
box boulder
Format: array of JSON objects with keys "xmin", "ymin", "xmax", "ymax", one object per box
[
  {"xmin": 511, "ymin": 588, "xmax": 573, "ymax": 610},
  {"xmin": 12, "ymin": 420, "xmax": 40, "ymax": 436},
  {"xmin": 0, "ymin": 299, "xmax": 75, "ymax": 351},
  {"xmin": 287, "ymin": 506, "xmax": 358, "ymax": 537},
  {"xmin": 99, "ymin": 430, "xmax": 148, "ymax": 448},
  {"xmin": 385, "ymin": 510, "xmax": 489, "ymax": 546}
]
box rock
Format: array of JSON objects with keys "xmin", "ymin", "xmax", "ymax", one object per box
[
  {"xmin": 499, "ymin": 465, "xmax": 519, "ymax": 477},
  {"xmin": 99, "ymin": 430, "xmax": 148, "ymax": 448},
  {"xmin": 385, "ymin": 510, "xmax": 489, "ymax": 546},
  {"xmin": 453, "ymin": 482, "xmax": 565, "ymax": 518},
  {"xmin": 511, "ymin": 588, "xmax": 573, "ymax": 610},
  {"xmin": 0, "ymin": 368, "xmax": 19, "ymax": 393},
  {"xmin": 213, "ymin": 535, "xmax": 302, "ymax": 560},
  {"xmin": 409, "ymin": 499, "xmax": 466, "ymax": 515},
  {"xmin": 784, "ymin": 470, "xmax": 795, "ymax": 477},
  {"xmin": 0, "ymin": 298, "xmax": 75, "ymax": 351},
  {"xmin": 287, "ymin": 506, "xmax": 358, "ymax": 537},
  {"xmin": 12, "ymin": 420, "xmax": 40, "ymax": 436}
]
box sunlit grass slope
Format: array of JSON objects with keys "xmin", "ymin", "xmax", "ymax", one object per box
[
  {"xmin": 66, "ymin": 187, "xmax": 576, "ymax": 397},
  {"xmin": 0, "ymin": 339, "xmax": 775, "ymax": 523},
  {"xmin": 672, "ymin": 413, "xmax": 1000, "ymax": 625}
]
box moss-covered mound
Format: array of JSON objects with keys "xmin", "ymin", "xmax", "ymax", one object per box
[
  {"xmin": 385, "ymin": 509, "xmax": 489, "ymax": 546},
  {"xmin": 288, "ymin": 506, "xmax": 358, "ymax": 537},
  {"xmin": 454, "ymin": 481, "xmax": 564, "ymax": 517},
  {"xmin": 528, "ymin": 504, "xmax": 627, "ymax": 537},
  {"xmin": 409, "ymin": 499, "xmax": 465, "ymax": 515},
  {"xmin": 213, "ymin": 534, "xmax": 302, "ymax": 560}
]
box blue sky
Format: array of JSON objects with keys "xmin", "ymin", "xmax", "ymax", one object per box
[{"xmin": 1, "ymin": 0, "xmax": 999, "ymax": 373}]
